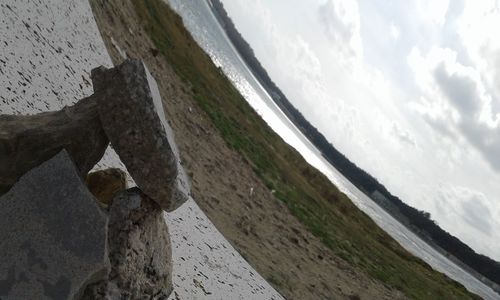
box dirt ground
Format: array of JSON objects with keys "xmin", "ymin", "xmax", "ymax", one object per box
[{"xmin": 90, "ymin": 1, "xmax": 407, "ymax": 299}]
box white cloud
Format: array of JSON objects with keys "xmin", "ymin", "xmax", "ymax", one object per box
[
  {"xmin": 390, "ymin": 122, "xmax": 417, "ymax": 147},
  {"xmin": 407, "ymin": 45, "xmax": 500, "ymax": 171},
  {"xmin": 416, "ymin": 0, "xmax": 450, "ymax": 26},
  {"xmin": 434, "ymin": 185, "xmax": 499, "ymax": 257},
  {"xmin": 285, "ymin": 35, "xmax": 323, "ymax": 82},
  {"xmin": 390, "ymin": 23, "xmax": 400, "ymax": 40},
  {"xmin": 318, "ymin": 0, "xmax": 363, "ymax": 63},
  {"xmin": 457, "ymin": 0, "xmax": 500, "ymax": 117}
]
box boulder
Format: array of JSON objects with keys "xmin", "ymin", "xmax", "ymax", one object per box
[
  {"xmin": 91, "ymin": 59, "xmax": 190, "ymax": 212},
  {"xmin": 0, "ymin": 150, "xmax": 109, "ymax": 300},
  {"xmin": 82, "ymin": 188, "xmax": 173, "ymax": 299},
  {"xmin": 0, "ymin": 97, "xmax": 108, "ymax": 194},
  {"xmin": 86, "ymin": 168, "xmax": 128, "ymax": 206}
]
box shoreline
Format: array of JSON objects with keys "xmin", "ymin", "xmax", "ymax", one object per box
[
  {"xmin": 205, "ymin": 0, "xmax": 500, "ymax": 296},
  {"xmin": 205, "ymin": 0, "xmax": 500, "ymax": 295},
  {"xmin": 89, "ymin": 0, "xmax": 483, "ymax": 299}
]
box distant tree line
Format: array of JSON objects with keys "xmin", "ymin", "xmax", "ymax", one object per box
[{"xmin": 209, "ymin": 0, "xmax": 500, "ymax": 287}]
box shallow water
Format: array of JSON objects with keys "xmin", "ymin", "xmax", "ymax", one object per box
[{"xmin": 166, "ymin": 0, "xmax": 500, "ymax": 298}]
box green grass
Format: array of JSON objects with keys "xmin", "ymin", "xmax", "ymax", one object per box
[{"xmin": 131, "ymin": 1, "xmax": 478, "ymax": 298}]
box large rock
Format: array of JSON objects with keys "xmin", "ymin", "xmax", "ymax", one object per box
[
  {"xmin": 91, "ymin": 59, "xmax": 190, "ymax": 212},
  {"xmin": 0, "ymin": 150, "xmax": 109, "ymax": 300},
  {"xmin": 0, "ymin": 97, "xmax": 108, "ymax": 194},
  {"xmin": 82, "ymin": 188, "xmax": 173, "ymax": 299}
]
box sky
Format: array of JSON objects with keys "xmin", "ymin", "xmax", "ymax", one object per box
[{"xmin": 220, "ymin": 0, "xmax": 500, "ymax": 261}]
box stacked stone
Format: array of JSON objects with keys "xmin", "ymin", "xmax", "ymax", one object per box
[{"xmin": 0, "ymin": 60, "xmax": 189, "ymax": 299}]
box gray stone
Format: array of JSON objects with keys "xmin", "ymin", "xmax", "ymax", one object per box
[
  {"xmin": 0, "ymin": 96, "xmax": 108, "ymax": 194},
  {"xmin": 0, "ymin": 150, "xmax": 109, "ymax": 300},
  {"xmin": 82, "ymin": 188, "xmax": 173, "ymax": 299},
  {"xmin": 91, "ymin": 59, "xmax": 190, "ymax": 212}
]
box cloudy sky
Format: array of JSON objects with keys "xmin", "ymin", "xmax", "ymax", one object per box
[{"xmin": 220, "ymin": 0, "xmax": 500, "ymax": 260}]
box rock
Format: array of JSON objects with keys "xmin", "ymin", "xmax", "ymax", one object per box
[
  {"xmin": 86, "ymin": 168, "xmax": 128, "ymax": 206},
  {"xmin": 0, "ymin": 150, "xmax": 109, "ymax": 300},
  {"xmin": 0, "ymin": 59, "xmax": 190, "ymax": 211},
  {"xmin": 82, "ymin": 188, "xmax": 173, "ymax": 299},
  {"xmin": 0, "ymin": 96, "xmax": 108, "ymax": 194},
  {"xmin": 91, "ymin": 59, "xmax": 190, "ymax": 212}
]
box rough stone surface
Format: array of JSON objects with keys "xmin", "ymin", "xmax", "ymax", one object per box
[
  {"xmin": 91, "ymin": 59, "xmax": 190, "ymax": 212},
  {"xmin": 0, "ymin": 150, "xmax": 109, "ymax": 300},
  {"xmin": 0, "ymin": 97, "xmax": 108, "ymax": 194},
  {"xmin": 82, "ymin": 188, "xmax": 173, "ymax": 299},
  {"xmin": 86, "ymin": 168, "xmax": 128, "ymax": 205}
]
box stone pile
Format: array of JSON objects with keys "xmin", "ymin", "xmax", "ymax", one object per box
[{"xmin": 0, "ymin": 59, "xmax": 189, "ymax": 299}]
